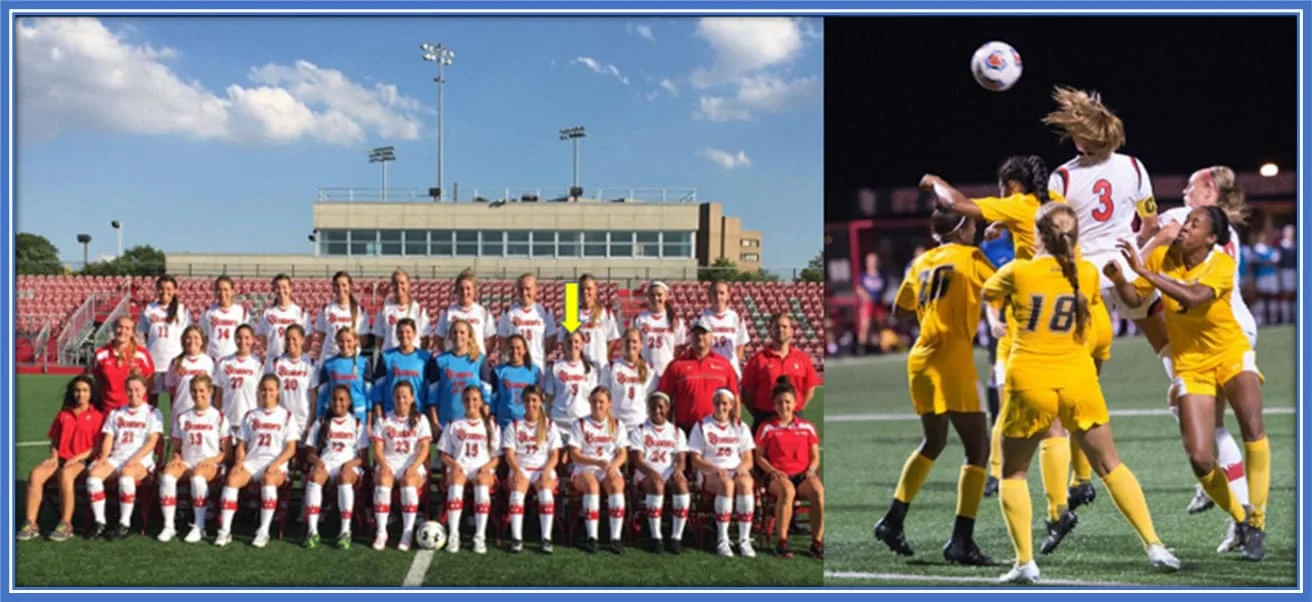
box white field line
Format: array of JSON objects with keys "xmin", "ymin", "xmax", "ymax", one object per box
[
  {"xmin": 824, "ymin": 570, "xmax": 1134, "ymax": 586},
  {"xmin": 402, "ymin": 550, "xmax": 435, "ymax": 587}
]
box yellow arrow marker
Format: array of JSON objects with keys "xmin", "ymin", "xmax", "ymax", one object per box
[{"xmin": 560, "ymin": 282, "xmax": 582, "ymax": 333}]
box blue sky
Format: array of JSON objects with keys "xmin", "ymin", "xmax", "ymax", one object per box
[{"xmin": 14, "ymin": 16, "xmax": 823, "ymax": 272}]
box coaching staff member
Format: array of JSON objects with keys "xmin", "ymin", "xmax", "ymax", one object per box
[{"xmin": 660, "ymin": 317, "xmax": 739, "ymax": 432}]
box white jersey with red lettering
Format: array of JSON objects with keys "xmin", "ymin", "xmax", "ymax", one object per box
[
  {"xmin": 432, "ymin": 303, "xmax": 497, "ymax": 356},
  {"xmin": 214, "ymin": 354, "xmax": 264, "ymax": 430},
  {"xmin": 306, "ymin": 415, "xmax": 368, "ymax": 466},
  {"xmin": 501, "ymin": 418, "xmax": 563, "ymax": 471},
  {"xmin": 171, "ymin": 407, "xmax": 229, "ymax": 467},
  {"xmin": 545, "ymin": 359, "xmax": 599, "ymax": 425},
  {"xmin": 315, "ymin": 302, "xmax": 369, "ymax": 360},
  {"xmin": 138, "ymin": 301, "xmax": 190, "ymax": 374},
  {"xmin": 571, "ymin": 307, "xmax": 621, "ymax": 365},
  {"xmin": 602, "ymin": 359, "xmax": 659, "ymax": 429},
  {"xmin": 372, "ymin": 412, "xmax": 432, "ymax": 472},
  {"xmin": 258, "ymin": 303, "xmax": 310, "ymax": 367},
  {"xmin": 629, "ymin": 420, "xmax": 688, "ymax": 481},
  {"xmin": 696, "ymin": 308, "xmax": 750, "ymax": 377},
  {"xmin": 568, "ymin": 417, "xmax": 628, "ymax": 476},
  {"xmin": 497, "ymin": 302, "xmax": 558, "ymax": 371},
  {"xmin": 633, "ymin": 311, "xmax": 686, "ymax": 377},
  {"xmin": 372, "ymin": 301, "xmax": 431, "ymax": 352},
  {"xmin": 237, "ymin": 405, "xmax": 301, "ymax": 468},
  {"xmin": 163, "ymin": 353, "xmax": 216, "ymax": 417},
  {"xmin": 438, "ymin": 417, "xmax": 501, "ymax": 474},
  {"xmin": 1050, "ymin": 153, "xmax": 1155, "ymax": 281},
  {"xmin": 200, "ymin": 303, "xmax": 251, "ymax": 361},
  {"xmin": 1159, "ymin": 207, "xmax": 1257, "ymax": 344},
  {"xmin": 688, "ymin": 416, "xmax": 755, "ymax": 471},
  {"xmin": 103, "ymin": 404, "xmax": 166, "ymax": 467},
  {"xmin": 268, "ymin": 355, "xmax": 316, "ymax": 435}
]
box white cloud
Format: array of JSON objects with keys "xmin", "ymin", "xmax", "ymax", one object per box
[
  {"xmin": 659, "ymin": 78, "xmax": 679, "ymax": 96},
  {"xmin": 698, "ymin": 147, "xmax": 752, "ymax": 170},
  {"xmin": 571, "ymin": 56, "xmax": 630, "ymax": 86},
  {"xmin": 688, "ymin": 18, "xmax": 821, "ymax": 122},
  {"xmin": 695, "ymin": 75, "xmax": 819, "ymax": 122},
  {"xmin": 15, "ymin": 17, "xmax": 423, "ymax": 145},
  {"xmin": 626, "ymin": 22, "xmax": 656, "ymax": 41}
]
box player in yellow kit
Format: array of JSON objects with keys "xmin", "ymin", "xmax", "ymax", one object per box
[
  {"xmin": 922, "ymin": 155, "xmax": 1111, "ymax": 555},
  {"xmin": 1105, "ymin": 205, "xmax": 1269, "ymax": 562},
  {"xmin": 982, "ymin": 202, "xmax": 1178, "ymax": 584},
  {"xmin": 873, "ymin": 208, "xmax": 994, "ymax": 566}
]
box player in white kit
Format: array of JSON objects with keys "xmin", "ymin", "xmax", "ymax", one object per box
[
  {"xmin": 575, "ymin": 274, "xmax": 621, "ymax": 365},
  {"xmin": 164, "ymin": 325, "xmax": 215, "ymax": 418},
  {"xmin": 370, "ymin": 381, "xmax": 432, "ymax": 552},
  {"xmin": 633, "ymin": 281, "xmax": 687, "ymax": 377},
  {"xmin": 215, "ymin": 374, "xmax": 301, "ymax": 549},
  {"xmin": 545, "ymin": 332, "xmax": 600, "ymax": 439},
  {"xmin": 200, "ymin": 275, "xmax": 251, "ymax": 361},
  {"xmin": 316, "ymin": 271, "xmax": 369, "ymax": 364},
  {"xmin": 500, "ymin": 385, "xmax": 563, "ymax": 554},
  {"xmin": 568, "ymin": 387, "xmax": 629, "ymax": 555},
  {"xmin": 689, "ymin": 388, "xmax": 757, "ymax": 558},
  {"xmin": 303, "ymin": 385, "xmax": 368, "ymax": 550},
  {"xmin": 268, "ymin": 324, "xmax": 316, "ymax": 447},
  {"xmin": 373, "ymin": 270, "xmax": 432, "ymax": 356},
  {"xmin": 258, "ymin": 274, "xmax": 310, "ymax": 371},
  {"xmin": 214, "ymin": 325, "xmax": 263, "ymax": 436},
  {"xmin": 158, "ymin": 374, "xmax": 230, "ymax": 543},
  {"xmin": 86, "ymin": 375, "xmax": 165, "ymax": 540},
  {"xmin": 437, "ymin": 385, "xmax": 501, "ymax": 554},
  {"xmin": 139, "ymin": 275, "xmax": 189, "ymax": 403},
  {"xmin": 498, "ymin": 273, "xmax": 558, "ymax": 372},
  {"xmin": 432, "ymin": 269, "xmax": 497, "ymax": 355},
  {"xmin": 629, "ymin": 391, "xmax": 691, "ymax": 554},
  {"xmin": 698, "ymin": 280, "xmax": 751, "ymax": 377},
  {"xmin": 604, "ymin": 328, "xmax": 659, "ymax": 430}
]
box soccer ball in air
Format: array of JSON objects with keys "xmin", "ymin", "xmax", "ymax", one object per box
[
  {"xmin": 417, "ymin": 521, "xmax": 447, "ymax": 550},
  {"xmin": 971, "ymin": 41, "xmax": 1022, "ymax": 92}
]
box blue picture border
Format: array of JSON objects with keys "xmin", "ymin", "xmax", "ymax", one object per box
[{"xmin": 0, "ymin": 0, "xmax": 1304, "ymax": 599}]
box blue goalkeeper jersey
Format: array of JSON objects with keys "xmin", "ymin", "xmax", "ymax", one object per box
[{"xmin": 372, "ymin": 347, "xmax": 432, "ymax": 414}]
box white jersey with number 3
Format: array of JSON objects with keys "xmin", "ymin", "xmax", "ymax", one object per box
[
  {"xmin": 172, "ymin": 407, "xmax": 229, "ymax": 466},
  {"xmin": 238, "ymin": 406, "xmax": 300, "ymax": 466},
  {"xmin": 689, "ymin": 416, "xmax": 755, "ymax": 470},
  {"xmin": 1050, "ymin": 153, "xmax": 1154, "ymax": 283},
  {"xmin": 545, "ymin": 360, "xmax": 599, "ymax": 424}
]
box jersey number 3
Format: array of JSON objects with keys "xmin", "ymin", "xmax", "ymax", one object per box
[{"xmin": 1091, "ymin": 179, "xmax": 1114, "ymax": 222}]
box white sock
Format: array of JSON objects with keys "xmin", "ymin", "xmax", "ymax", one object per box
[
  {"xmin": 258, "ymin": 485, "xmax": 277, "ymax": 535},
  {"xmin": 509, "ymin": 491, "xmax": 526, "ymax": 541},
  {"xmin": 338, "ymin": 483, "xmax": 354, "ymax": 535},
  {"xmin": 446, "ymin": 484, "xmax": 465, "ymax": 540},
  {"xmin": 401, "ymin": 486, "xmax": 419, "ymax": 535},
  {"xmin": 118, "ymin": 476, "xmax": 137, "ymax": 527},
  {"xmin": 1158, "ymin": 344, "xmax": 1174, "ymax": 380},
  {"xmin": 190, "ymin": 475, "xmax": 209, "ymax": 530},
  {"xmin": 473, "ymin": 485, "xmax": 491, "ymax": 540},
  {"xmin": 607, "ymin": 493, "xmax": 626, "ymax": 541},
  {"xmin": 671, "ymin": 494, "xmax": 691, "ymax": 541},
  {"xmin": 305, "ymin": 482, "xmax": 323, "ymax": 535},
  {"xmin": 583, "ymin": 494, "xmax": 600, "ymax": 540},
  {"xmin": 645, "ymin": 494, "xmax": 663, "ymax": 540},
  {"xmin": 714, "ymin": 495, "xmax": 732, "ymax": 543},
  {"xmin": 374, "ymin": 485, "xmax": 392, "ymax": 538},
  {"xmin": 735, "ymin": 494, "xmax": 755, "ymax": 543},
  {"xmin": 87, "ymin": 477, "xmax": 107, "ymax": 524},
  {"xmin": 160, "ymin": 475, "xmax": 178, "ymax": 530},
  {"xmin": 220, "ymin": 487, "xmax": 238, "ymax": 534},
  {"xmin": 1215, "ymin": 427, "xmax": 1251, "ymax": 506},
  {"xmin": 538, "ymin": 489, "xmax": 555, "ymax": 541}
]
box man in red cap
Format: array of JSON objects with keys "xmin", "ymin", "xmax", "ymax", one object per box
[{"xmin": 660, "ymin": 317, "xmax": 738, "ymax": 432}]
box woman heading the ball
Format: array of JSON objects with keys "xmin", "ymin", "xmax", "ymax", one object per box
[
  {"xmin": 501, "ymin": 385, "xmax": 563, "ymax": 554},
  {"xmin": 159, "ymin": 374, "xmax": 230, "ymax": 544},
  {"xmin": 215, "ymin": 374, "xmax": 301, "ymax": 548},
  {"xmin": 304, "ymin": 385, "xmax": 368, "ymax": 550},
  {"xmin": 437, "ymin": 385, "xmax": 501, "ymax": 554},
  {"xmin": 688, "ymin": 388, "xmax": 757, "ymax": 558},
  {"xmin": 371, "ymin": 381, "xmax": 432, "ymax": 552},
  {"xmin": 628, "ymin": 390, "xmax": 691, "ymax": 554}
]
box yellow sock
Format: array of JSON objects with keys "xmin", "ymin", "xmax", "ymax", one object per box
[
  {"xmin": 1244, "ymin": 437, "xmax": 1271, "ymax": 529},
  {"xmin": 1070, "ymin": 439, "xmax": 1093, "ymax": 485},
  {"xmin": 1100, "ymin": 464, "xmax": 1161, "ymax": 547},
  {"xmin": 999, "ymin": 478, "xmax": 1033, "ymax": 564},
  {"xmin": 957, "ymin": 465, "xmax": 988, "ymax": 519},
  {"xmin": 988, "ymin": 422, "xmax": 1004, "ymax": 480},
  {"xmin": 1198, "ymin": 466, "xmax": 1246, "ymax": 524},
  {"xmin": 894, "ymin": 452, "xmax": 936, "ymax": 504},
  {"xmin": 1039, "ymin": 436, "xmax": 1071, "ymax": 521}
]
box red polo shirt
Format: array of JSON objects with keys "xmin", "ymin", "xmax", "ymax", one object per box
[
  {"xmin": 659, "ymin": 350, "xmax": 739, "ymax": 430},
  {"xmin": 91, "ymin": 344, "xmax": 155, "ymax": 412},
  {"xmin": 741, "ymin": 345, "xmax": 819, "ymax": 414},
  {"xmin": 47, "ymin": 406, "xmax": 106, "ymax": 461},
  {"xmin": 754, "ymin": 416, "xmax": 819, "ymax": 475}
]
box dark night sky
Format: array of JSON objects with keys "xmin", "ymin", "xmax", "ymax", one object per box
[{"xmin": 824, "ymin": 16, "xmax": 1298, "ymax": 222}]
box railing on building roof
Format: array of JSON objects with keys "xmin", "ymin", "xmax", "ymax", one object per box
[{"xmin": 316, "ymin": 187, "xmax": 698, "ymax": 204}]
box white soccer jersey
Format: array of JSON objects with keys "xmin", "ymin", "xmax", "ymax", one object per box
[
  {"xmin": 201, "ymin": 303, "xmax": 251, "ymax": 360},
  {"xmin": 1159, "ymin": 207, "xmax": 1257, "ymax": 336},
  {"xmin": 545, "ymin": 359, "xmax": 599, "ymax": 424},
  {"xmin": 571, "ymin": 308, "xmax": 620, "ymax": 365},
  {"xmin": 373, "ymin": 301, "xmax": 432, "ymax": 352},
  {"xmin": 258, "ymin": 303, "xmax": 310, "ymax": 366},
  {"xmin": 163, "ymin": 353, "xmax": 215, "ymax": 417},
  {"xmin": 501, "ymin": 419, "xmax": 563, "ymax": 470},
  {"xmin": 373, "ymin": 412, "xmax": 434, "ymax": 469},
  {"xmin": 307, "ymin": 415, "xmax": 367, "ymax": 465},
  {"xmin": 215, "ymin": 354, "xmax": 264, "ymax": 430},
  {"xmin": 633, "ymin": 311, "xmax": 686, "ymax": 377},
  {"xmin": 237, "ymin": 405, "xmax": 300, "ymax": 466},
  {"xmin": 138, "ymin": 301, "xmax": 190, "ymax": 373},
  {"xmin": 567, "ymin": 417, "xmax": 628, "ymax": 463},
  {"xmin": 696, "ymin": 308, "xmax": 751, "ymax": 377},
  {"xmin": 689, "ymin": 416, "xmax": 755, "ymax": 470},
  {"xmin": 1050, "ymin": 153, "xmax": 1154, "ymax": 279},
  {"xmin": 171, "ymin": 407, "xmax": 229, "ymax": 466},
  {"xmin": 432, "ymin": 303, "xmax": 497, "ymax": 355},
  {"xmin": 268, "ymin": 355, "xmax": 315, "ymax": 432},
  {"xmin": 316, "ymin": 303, "xmax": 369, "ymax": 360},
  {"xmin": 629, "ymin": 421, "xmax": 688, "ymax": 474},
  {"xmin": 103, "ymin": 404, "xmax": 165, "ymax": 464},
  {"xmin": 602, "ymin": 359, "xmax": 659, "ymax": 428},
  {"xmin": 438, "ymin": 417, "xmax": 501, "ymax": 467},
  {"xmin": 497, "ymin": 303, "xmax": 558, "ymax": 371}
]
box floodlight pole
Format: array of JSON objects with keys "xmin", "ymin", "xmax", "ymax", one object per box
[
  {"xmin": 559, "ymin": 126, "xmax": 587, "ymax": 189},
  {"xmin": 369, "ymin": 146, "xmax": 396, "ymax": 202},
  {"xmin": 421, "ymin": 43, "xmax": 455, "ymax": 201}
]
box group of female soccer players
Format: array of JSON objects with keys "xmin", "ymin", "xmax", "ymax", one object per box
[
  {"xmin": 874, "ymin": 86, "xmax": 1272, "ymax": 583},
  {"xmin": 21, "ymin": 270, "xmax": 824, "ymax": 560}
]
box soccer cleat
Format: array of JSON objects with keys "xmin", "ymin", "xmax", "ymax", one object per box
[
  {"xmin": 738, "ymin": 540, "xmax": 757, "ymax": 558},
  {"xmin": 110, "ymin": 524, "xmax": 132, "ymax": 541},
  {"xmin": 1039, "ymin": 510, "xmax": 1079, "ymax": 555},
  {"xmin": 1241, "ymin": 524, "xmax": 1266, "ymax": 561},
  {"xmin": 157, "ymin": 527, "xmax": 177, "ymax": 543},
  {"xmin": 775, "ymin": 540, "xmax": 793, "ymax": 559},
  {"xmin": 446, "ymin": 535, "xmax": 460, "ymax": 553},
  {"xmin": 810, "ymin": 541, "xmax": 825, "ymax": 560},
  {"xmin": 943, "ymin": 538, "xmax": 994, "ymax": 566},
  {"xmin": 88, "ymin": 522, "xmax": 106, "ymax": 541},
  {"xmin": 16, "ymin": 524, "xmax": 37, "ymax": 541},
  {"xmin": 998, "ymin": 560, "xmax": 1040, "ymax": 584},
  {"xmin": 184, "ymin": 526, "xmax": 204, "ymax": 544},
  {"xmin": 609, "ymin": 540, "xmax": 625, "ymax": 555},
  {"xmin": 252, "ymin": 532, "xmax": 270, "ymax": 549},
  {"xmin": 648, "ymin": 538, "xmax": 663, "ymax": 554},
  {"xmin": 1146, "ymin": 543, "xmax": 1181, "ymax": 571},
  {"xmin": 303, "ymin": 532, "xmax": 320, "ymax": 550},
  {"xmin": 583, "ymin": 537, "xmax": 599, "ymax": 554},
  {"xmin": 373, "ymin": 534, "xmax": 388, "ymax": 551},
  {"xmin": 716, "ymin": 539, "xmax": 735, "ymax": 557},
  {"xmin": 337, "ymin": 532, "xmax": 352, "ymax": 551},
  {"xmin": 1217, "ymin": 520, "xmax": 1242, "ymax": 553},
  {"xmin": 667, "ymin": 538, "xmax": 683, "ymax": 554},
  {"xmin": 1068, "ymin": 482, "xmax": 1097, "ymax": 512},
  {"xmin": 509, "ymin": 539, "xmax": 524, "ymax": 553},
  {"xmin": 49, "ymin": 522, "xmax": 73, "ymax": 543},
  {"xmin": 214, "ymin": 531, "xmax": 232, "ymax": 547},
  {"xmin": 473, "ymin": 537, "xmax": 488, "ymax": 555},
  {"xmin": 1187, "ymin": 484, "xmax": 1215, "ymax": 514},
  {"xmin": 873, "ymin": 517, "xmax": 914, "ymax": 556},
  {"xmin": 983, "ymin": 475, "xmax": 1000, "ymax": 498},
  {"xmin": 540, "ymin": 539, "xmax": 554, "ymax": 555},
  {"xmin": 398, "ymin": 530, "xmax": 413, "ymax": 552}
]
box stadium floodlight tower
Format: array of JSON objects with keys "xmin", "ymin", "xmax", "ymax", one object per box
[
  {"xmin": 76, "ymin": 234, "xmax": 92, "ymax": 268},
  {"xmin": 110, "ymin": 220, "xmax": 122, "ymax": 258},
  {"xmin": 560, "ymin": 126, "xmax": 586, "ymax": 198},
  {"xmin": 420, "ymin": 42, "xmax": 455, "ymax": 202},
  {"xmin": 369, "ymin": 146, "xmax": 396, "ymax": 201}
]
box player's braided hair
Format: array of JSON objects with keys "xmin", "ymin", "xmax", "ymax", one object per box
[
  {"xmin": 1035, "ymin": 203, "xmax": 1091, "ymax": 342},
  {"xmin": 998, "ymin": 155, "xmax": 1051, "ymax": 204},
  {"xmin": 318, "ymin": 385, "xmax": 354, "ymax": 455},
  {"xmin": 1042, "ymin": 87, "xmax": 1125, "ymax": 160},
  {"xmin": 1200, "ymin": 166, "xmax": 1249, "ymax": 227}
]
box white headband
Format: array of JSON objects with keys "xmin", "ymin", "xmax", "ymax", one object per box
[
  {"xmin": 932, "ymin": 215, "xmax": 969, "ymax": 244},
  {"xmin": 650, "ymin": 281, "xmax": 670, "ymax": 293},
  {"xmin": 713, "ymin": 388, "xmax": 736, "ymax": 401}
]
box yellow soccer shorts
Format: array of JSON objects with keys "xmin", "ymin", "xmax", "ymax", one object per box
[
  {"xmin": 908, "ymin": 348, "xmax": 983, "ymax": 416},
  {"xmin": 1173, "ymin": 349, "xmax": 1264, "ymax": 397},
  {"xmin": 1002, "ymin": 381, "xmax": 1111, "ymax": 439}
]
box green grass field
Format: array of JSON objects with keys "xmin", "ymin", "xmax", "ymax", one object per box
[
  {"xmin": 13, "ymin": 378, "xmax": 824, "ymax": 587},
  {"xmin": 822, "ymin": 325, "xmax": 1299, "ymax": 587}
]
